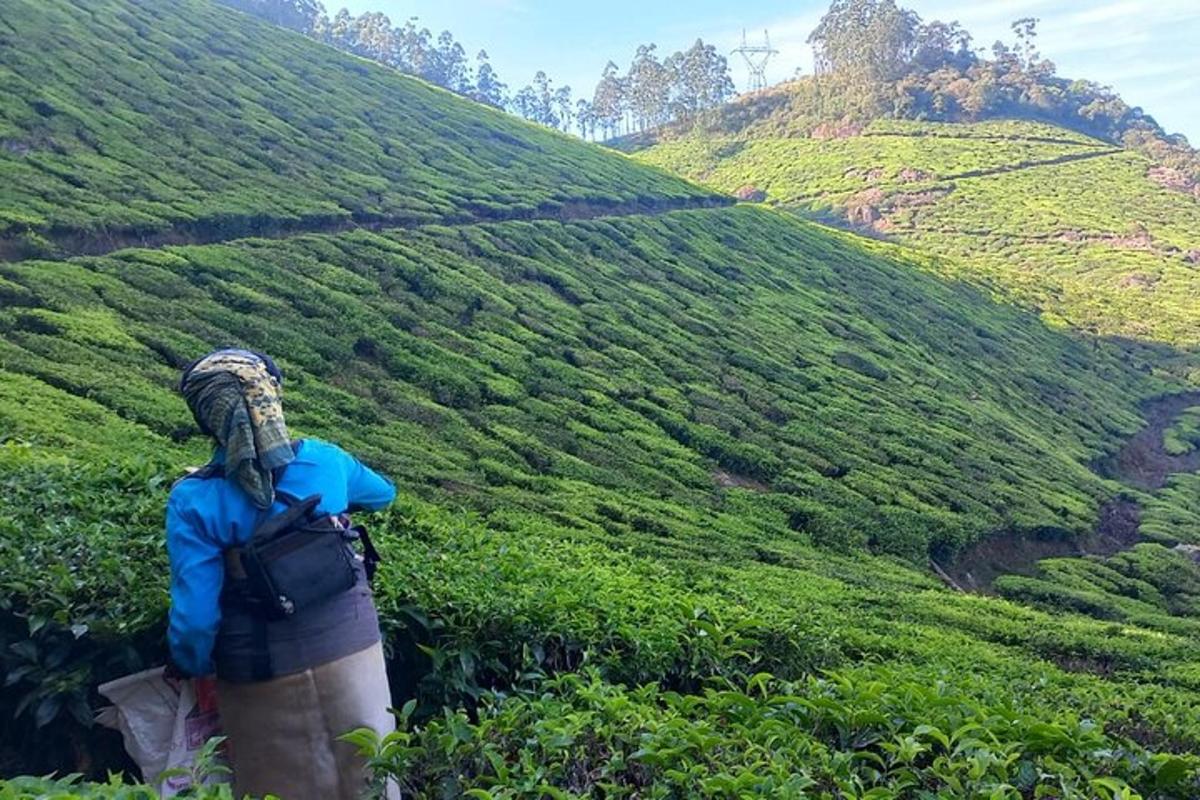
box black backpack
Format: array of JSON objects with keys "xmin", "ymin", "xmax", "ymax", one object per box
[
  {"xmin": 226, "ymin": 490, "xmax": 360, "ymax": 620},
  {"xmin": 188, "ymin": 443, "xmax": 383, "ymax": 620}
]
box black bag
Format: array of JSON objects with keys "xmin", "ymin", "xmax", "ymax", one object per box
[
  {"xmin": 182, "ymin": 441, "xmax": 384, "ymax": 620},
  {"xmin": 230, "ymin": 491, "xmax": 359, "ymax": 620}
]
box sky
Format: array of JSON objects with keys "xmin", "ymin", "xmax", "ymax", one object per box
[{"xmin": 330, "ymin": 0, "xmax": 1200, "ymax": 143}]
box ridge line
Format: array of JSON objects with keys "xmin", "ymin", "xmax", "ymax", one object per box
[{"xmin": 860, "ymin": 130, "xmax": 1106, "ymax": 148}]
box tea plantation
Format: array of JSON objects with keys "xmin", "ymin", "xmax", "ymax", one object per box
[
  {"xmin": 4, "ymin": 1, "xmax": 1200, "ymax": 797},
  {"xmin": 635, "ymin": 118, "xmax": 1200, "ymax": 348},
  {"xmin": 0, "ymin": 0, "xmax": 713, "ymax": 260}
]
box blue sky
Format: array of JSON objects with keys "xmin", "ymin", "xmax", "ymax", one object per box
[{"xmin": 331, "ymin": 0, "xmax": 1200, "ymax": 142}]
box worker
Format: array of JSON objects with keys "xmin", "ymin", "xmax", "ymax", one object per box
[{"xmin": 166, "ymin": 348, "xmax": 397, "ymax": 800}]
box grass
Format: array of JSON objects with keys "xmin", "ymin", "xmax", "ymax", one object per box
[{"xmin": 4, "ymin": 0, "xmax": 1200, "ymax": 796}]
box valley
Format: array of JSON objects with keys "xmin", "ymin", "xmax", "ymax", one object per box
[{"xmin": 948, "ymin": 391, "xmax": 1200, "ymax": 592}]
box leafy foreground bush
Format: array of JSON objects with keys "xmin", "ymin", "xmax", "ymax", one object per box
[
  {"xmin": 0, "ymin": 777, "xmax": 168, "ymax": 800},
  {"xmin": 0, "ymin": 739, "xmax": 233, "ymax": 798},
  {"xmin": 346, "ymin": 669, "xmax": 1198, "ymax": 799},
  {"xmin": 6, "ymin": 667, "xmax": 1198, "ymax": 799}
]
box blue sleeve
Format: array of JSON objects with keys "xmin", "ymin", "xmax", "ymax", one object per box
[
  {"xmin": 340, "ymin": 447, "xmax": 396, "ymax": 511},
  {"xmin": 166, "ymin": 493, "xmax": 223, "ymax": 677}
]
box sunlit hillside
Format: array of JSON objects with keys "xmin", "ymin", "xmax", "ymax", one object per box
[
  {"xmin": 636, "ymin": 115, "xmax": 1200, "ymax": 350},
  {"xmin": 4, "ymin": 0, "xmax": 1200, "ymax": 796}
]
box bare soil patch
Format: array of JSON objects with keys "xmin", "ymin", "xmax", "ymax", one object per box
[{"xmin": 945, "ymin": 392, "xmax": 1200, "ymax": 591}]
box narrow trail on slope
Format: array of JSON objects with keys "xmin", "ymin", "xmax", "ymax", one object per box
[
  {"xmin": 0, "ymin": 195, "xmax": 734, "ymax": 264},
  {"xmin": 773, "ymin": 148, "xmax": 1124, "ymax": 222},
  {"xmin": 939, "ymin": 148, "xmax": 1122, "ymax": 181},
  {"xmin": 860, "ymin": 130, "xmax": 1107, "ymax": 148},
  {"xmin": 1096, "ymin": 392, "xmax": 1200, "ymax": 491},
  {"xmin": 942, "ymin": 391, "xmax": 1200, "ymax": 592}
]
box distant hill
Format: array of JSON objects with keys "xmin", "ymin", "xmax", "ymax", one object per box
[
  {"xmin": 627, "ymin": 1, "xmax": 1200, "ymax": 351},
  {"xmin": 5, "ymin": 0, "xmax": 1200, "ymax": 795},
  {"xmin": 635, "ymin": 113, "xmax": 1200, "ymax": 350},
  {"xmin": 630, "ymin": 59, "xmax": 1200, "ymax": 671}
]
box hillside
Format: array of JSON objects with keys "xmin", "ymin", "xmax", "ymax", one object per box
[
  {"xmin": 5, "ymin": 1, "xmax": 1200, "ymax": 796},
  {"xmin": 635, "ymin": 111, "xmax": 1200, "ymax": 350},
  {"xmin": 0, "ymin": 0, "xmax": 715, "ymax": 261},
  {"xmin": 632, "ymin": 93, "xmax": 1200, "ymax": 658}
]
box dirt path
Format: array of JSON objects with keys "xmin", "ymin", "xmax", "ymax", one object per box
[
  {"xmin": 939, "ymin": 148, "xmax": 1121, "ymax": 181},
  {"xmin": 1095, "ymin": 391, "xmax": 1200, "ymax": 490},
  {"xmin": 944, "ymin": 392, "xmax": 1200, "ymax": 592},
  {"xmin": 0, "ymin": 194, "xmax": 733, "ymax": 263},
  {"xmin": 861, "ymin": 131, "xmax": 1106, "ymax": 148}
]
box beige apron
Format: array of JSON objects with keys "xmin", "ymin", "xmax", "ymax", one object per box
[{"xmin": 217, "ymin": 642, "xmax": 398, "ymax": 800}]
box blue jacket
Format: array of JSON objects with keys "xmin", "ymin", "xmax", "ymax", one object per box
[{"xmin": 166, "ymin": 439, "xmax": 396, "ymax": 676}]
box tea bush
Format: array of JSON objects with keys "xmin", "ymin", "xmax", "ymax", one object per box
[
  {"xmin": 1162, "ymin": 408, "xmax": 1200, "ymax": 456},
  {"xmin": 351, "ymin": 668, "xmax": 1200, "ymax": 799}
]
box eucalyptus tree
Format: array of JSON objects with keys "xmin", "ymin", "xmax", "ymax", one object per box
[
  {"xmin": 592, "ymin": 61, "xmax": 627, "ymax": 139},
  {"xmin": 555, "ymin": 86, "xmax": 575, "ymax": 132},
  {"xmin": 666, "ymin": 39, "xmax": 735, "ymax": 123},
  {"xmin": 626, "ymin": 44, "xmax": 672, "ymax": 131},
  {"xmin": 807, "ymin": 0, "xmax": 921, "ymax": 81},
  {"xmin": 472, "ymin": 50, "xmax": 507, "ymax": 108},
  {"xmin": 576, "ymin": 99, "xmax": 596, "ymax": 140}
]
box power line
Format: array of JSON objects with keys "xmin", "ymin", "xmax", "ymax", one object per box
[{"xmin": 731, "ymin": 29, "xmax": 778, "ymax": 92}]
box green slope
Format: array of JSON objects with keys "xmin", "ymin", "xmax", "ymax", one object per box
[
  {"xmin": 0, "ymin": 0, "xmax": 713, "ymax": 259},
  {"xmin": 4, "ymin": 1, "xmax": 1200, "ymax": 795},
  {"xmin": 635, "ymin": 101, "xmax": 1200, "ymax": 678},
  {"xmin": 636, "ymin": 117, "xmax": 1200, "ymax": 348}
]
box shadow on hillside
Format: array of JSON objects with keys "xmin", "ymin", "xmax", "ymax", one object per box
[{"xmin": 942, "ymin": 358, "xmax": 1200, "ymax": 593}]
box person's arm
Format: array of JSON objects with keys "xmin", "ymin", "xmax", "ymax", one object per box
[
  {"xmin": 342, "ymin": 448, "xmax": 397, "ymax": 512},
  {"xmin": 166, "ymin": 495, "xmax": 224, "ymax": 677}
]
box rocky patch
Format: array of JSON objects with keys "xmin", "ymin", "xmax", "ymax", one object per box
[
  {"xmin": 1147, "ymin": 165, "xmax": 1200, "ymax": 198},
  {"xmin": 734, "ymin": 185, "xmax": 767, "ymax": 202}
]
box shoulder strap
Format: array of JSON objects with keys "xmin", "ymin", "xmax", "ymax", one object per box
[
  {"xmin": 356, "ymin": 524, "xmax": 382, "ymax": 583},
  {"xmin": 274, "ymin": 489, "xmax": 305, "ymax": 507}
]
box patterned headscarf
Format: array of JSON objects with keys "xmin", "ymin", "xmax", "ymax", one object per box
[{"xmin": 180, "ymin": 349, "xmax": 294, "ymax": 509}]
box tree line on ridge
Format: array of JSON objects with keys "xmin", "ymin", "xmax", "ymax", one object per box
[{"xmin": 218, "ymin": 0, "xmax": 735, "ymax": 140}]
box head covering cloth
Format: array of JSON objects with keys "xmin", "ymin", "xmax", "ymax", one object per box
[{"xmin": 180, "ymin": 349, "xmax": 294, "ymax": 509}]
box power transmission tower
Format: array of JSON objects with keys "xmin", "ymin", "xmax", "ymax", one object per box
[{"xmin": 731, "ymin": 29, "xmax": 778, "ymax": 92}]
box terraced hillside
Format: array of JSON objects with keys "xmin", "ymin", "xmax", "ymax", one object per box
[
  {"xmin": 633, "ymin": 97, "xmax": 1200, "ymax": 682},
  {"xmin": 636, "ymin": 117, "xmax": 1200, "ymax": 348},
  {"xmin": 6, "ymin": 1, "xmax": 1200, "ymax": 796},
  {"xmin": 0, "ymin": 0, "xmax": 715, "ymax": 261}
]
